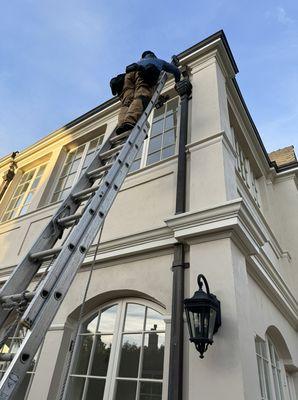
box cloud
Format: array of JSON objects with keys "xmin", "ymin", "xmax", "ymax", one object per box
[{"xmin": 265, "ymin": 6, "xmax": 295, "ymax": 27}]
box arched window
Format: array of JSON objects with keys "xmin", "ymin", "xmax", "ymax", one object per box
[
  {"xmin": 267, "ymin": 339, "xmax": 285, "ymax": 400},
  {"xmin": 65, "ymin": 299, "xmax": 166, "ymax": 400},
  {"xmin": 255, "ymin": 336, "xmax": 296, "ymax": 400}
]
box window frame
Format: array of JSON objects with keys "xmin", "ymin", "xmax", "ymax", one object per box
[
  {"xmin": 49, "ymin": 135, "xmax": 104, "ymax": 204},
  {"xmin": 255, "ymin": 336, "xmax": 295, "ymax": 400},
  {"xmin": 129, "ymin": 96, "xmax": 180, "ymax": 173},
  {"xmin": 65, "ymin": 298, "xmax": 166, "ymax": 400},
  {"xmin": 1, "ymin": 164, "xmax": 47, "ymax": 222}
]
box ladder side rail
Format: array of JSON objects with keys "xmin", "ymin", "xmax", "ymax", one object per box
[
  {"xmin": 20, "ymin": 71, "xmax": 168, "ymax": 326},
  {"xmin": 0, "ymin": 72, "xmax": 168, "ymax": 399},
  {"xmin": 0, "ymin": 119, "xmax": 151, "ymax": 400}
]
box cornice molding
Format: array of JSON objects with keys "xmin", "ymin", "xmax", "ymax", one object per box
[
  {"xmin": 248, "ymin": 254, "xmax": 298, "ymax": 330},
  {"xmin": 165, "ymin": 198, "xmax": 266, "ymax": 254},
  {"xmin": 84, "ymin": 226, "xmax": 176, "ymax": 264},
  {"xmin": 186, "ymin": 130, "xmax": 236, "ymax": 159},
  {"xmin": 164, "ymin": 198, "xmax": 298, "ymax": 328},
  {"xmin": 180, "ymin": 39, "xmax": 236, "ymax": 79}
]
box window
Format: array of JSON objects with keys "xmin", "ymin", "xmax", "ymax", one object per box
[
  {"xmin": 234, "ymin": 137, "xmax": 260, "ymax": 207},
  {"xmin": 0, "ymin": 327, "xmax": 42, "ymax": 400},
  {"xmin": 130, "ymin": 97, "xmax": 179, "ymax": 172},
  {"xmin": 255, "ymin": 337, "xmax": 295, "ymax": 400},
  {"xmin": 1, "ymin": 164, "xmax": 47, "ymax": 222},
  {"xmin": 51, "ymin": 136, "xmax": 104, "ymax": 203},
  {"xmin": 255, "ymin": 339, "xmax": 272, "ymax": 400},
  {"xmin": 268, "ymin": 339, "xmax": 285, "ymax": 400},
  {"xmin": 65, "ymin": 299, "xmax": 166, "ymax": 400}
]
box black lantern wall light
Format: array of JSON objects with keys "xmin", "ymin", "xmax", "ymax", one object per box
[{"xmin": 184, "ymin": 274, "xmax": 221, "ymax": 358}]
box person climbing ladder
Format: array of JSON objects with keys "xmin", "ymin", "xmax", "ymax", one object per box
[{"xmin": 110, "ymin": 50, "xmax": 181, "ymax": 135}]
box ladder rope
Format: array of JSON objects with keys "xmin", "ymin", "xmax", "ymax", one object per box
[
  {"xmin": 58, "ymin": 211, "xmax": 106, "ymax": 400},
  {"xmin": 58, "ymin": 151, "xmax": 121, "ymax": 399}
]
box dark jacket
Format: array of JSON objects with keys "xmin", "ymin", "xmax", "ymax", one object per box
[{"xmin": 136, "ymin": 54, "xmax": 181, "ymax": 83}]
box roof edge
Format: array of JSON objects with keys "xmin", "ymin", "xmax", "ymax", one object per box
[{"xmin": 178, "ymin": 29, "xmax": 239, "ymax": 74}]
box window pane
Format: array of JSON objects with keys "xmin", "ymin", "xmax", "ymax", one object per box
[
  {"xmin": 61, "ymin": 163, "xmax": 72, "ymax": 177},
  {"xmin": 151, "ymin": 120, "xmax": 164, "ymax": 137},
  {"xmin": 85, "ymin": 378, "xmax": 105, "ymax": 400},
  {"xmin": 72, "ymin": 335, "xmax": 93, "ymax": 375},
  {"xmin": 167, "ymin": 98, "xmax": 179, "ymax": 114},
  {"xmin": 118, "ymin": 334, "xmax": 142, "ymax": 378},
  {"xmin": 147, "ymin": 152, "xmax": 161, "ymax": 166},
  {"xmin": 55, "ymin": 177, "xmax": 67, "ymax": 193},
  {"xmin": 90, "ymin": 335, "xmax": 112, "ymax": 377},
  {"xmin": 23, "ymin": 191, "xmax": 33, "ymax": 206},
  {"xmin": 145, "ymin": 308, "xmax": 165, "ymax": 331},
  {"xmin": 98, "ymin": 305, "xmax": 118, "ymax": 333},
  {"xmin": 36, "ymin": 164, "xmax": 46, "ymax": 177},
  {"xmin": 65, "ymin": 173, "xmax": 76, "ymax": 189},
  {"xmin": 70, "ymin": 159, "xmax": 80, "ymax": 174},
  {"xmin": 148, "ymin": 136, "xmax": 162, "ymax": 154},
  {"xmin": 140, "ymin": 381, "xmax": 162, "ymax": 400},
  {"xmin": 30, "ymin": 176, "xmax": 41, "ymax": 190},
  {"xmin": 256, "ymin": 356, "xmax": 265, "ymax": 398},
  {"xmin": 52, "ymin": 192, "xmax": 60, "ymax": 203},
  {"xmin": 142, "ymin": 332, "xmax": 165, "ymax": 379},
  {"xmin": 82, "ymin": 153, "xmax": 93, "ymax": 169},
  {"xmin": 65, "ymin": 377, "xmax": 85, "ymax": 400},
  {"xmin": 115, "ymin": 380, "xmax": 137, "ymax": 400},
  {"xmin": 124, "ymin": 304, "xmax": 146, "ymax": 331},
  {"xmin": 163, "ymin": 130, "xmax": 176, "ymax": 147},
  {"xmin": 162, "ymin": 146, "xmax": 175, "ymax": 159},
  {"xmin": 165, "ymin": 114, "xmax": 176, "ymax": 130},
  {"xmin": 130, "ymin": 159, "xmax": 141, "ymax": 173},
  {"xmin": 82, "ymin": 313, "xmax": 99, "ymax": 334},
  {"xmin": 75, "ymin": 145, "xmax": 85, "ymax": 159},
  {"xmin": 153, "ymin": 104, "xmax": 166, "ymax": 120}
]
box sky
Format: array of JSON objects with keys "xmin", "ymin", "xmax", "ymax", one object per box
[{"xmin": 0, "ymin": 0, "xmax": 297, "ymax": 158}]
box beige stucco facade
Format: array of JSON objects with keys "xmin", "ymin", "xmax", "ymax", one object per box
[{"xmin": 0, "ymin": 32, "xmax": 297, "ymax": 400}]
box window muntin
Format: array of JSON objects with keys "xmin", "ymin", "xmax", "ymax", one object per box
[
  {"xmin": 51, "ymin": 136, "xmax": 103, "ymax": 203},
  {"xmin": 65, "ymin": 300, "xmax": 165, "ymax": 400},
  {"xmin": 1, "ymin": 164, "xmax": 47, "ymax": 222},
  {"xmin": 130, "ymin": 97, "xmax": 179, "ymax": 173}
]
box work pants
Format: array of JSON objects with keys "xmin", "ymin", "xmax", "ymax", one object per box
[{"xmin": 117, "ymin": 71, "xmax": 154, "ymax": 126}]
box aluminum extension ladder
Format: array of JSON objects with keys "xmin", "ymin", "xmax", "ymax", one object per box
[{"xmin": 0, "ymin": 65, "xmax": 173, "ymax": 399}]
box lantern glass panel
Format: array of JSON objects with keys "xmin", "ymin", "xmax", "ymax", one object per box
[{"xmin": 208, "ymin": 308, "xmax": 217, "ymax": 340}]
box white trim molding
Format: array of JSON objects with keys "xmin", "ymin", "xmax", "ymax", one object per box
[
  {"xmin": 165, "ymin": 198, "xmax": 266, "ymax": 254},
  {"xmin": 164, "ymin": 198, "xmax": 298, "ymax": 329}
]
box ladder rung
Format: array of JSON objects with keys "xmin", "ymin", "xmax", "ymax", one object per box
[
  {"xmin": 72, "ymin": 185, "xmax": 100, "ymax": 201},
  {"xmin": 86, "ymin": 163, "xmax": 111, "ymax": 179},
  {"xmin": 0, "ymin": 353, "xmax": 15, "ymax": 362},
  {"xmin": 29, "ymin": 246, "xmax": 63, "ymax": 261},
  {"xmin": 57, "ymin": 212, "xmax": 83, "ymax": 226},
  {"xmin": 109, "ymin": 131, "xmax": 131, "ymax": 144},
  {"xmin": 0, "ymin": 292, "xmax": 35, "ymax": 305},
  {"xmin": 100, "ymin": 144, "xmax": 124, "ymax": 160}
]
